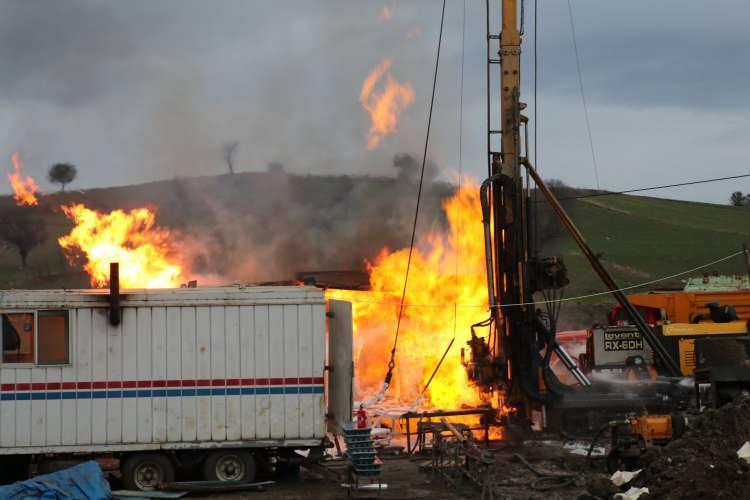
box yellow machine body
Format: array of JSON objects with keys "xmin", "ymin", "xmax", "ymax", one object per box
[
  {"xmin": 661, "ymin": 321, "xmax": 748, "ymax": 375},
  {"xmin": 629, "ymin": 415, "xmax": 673, "ymax": 447}
]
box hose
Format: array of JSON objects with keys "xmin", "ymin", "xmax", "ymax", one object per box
[
  {"xmin": 513, "ymin": 453, "xmax": 577, "ymax": 491},
  {"xmin": 586, "ymin": 422, "xmax": 612, "ymax": 462}
]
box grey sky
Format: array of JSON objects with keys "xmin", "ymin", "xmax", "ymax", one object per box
[{"xmin": 1, "ymin": 0, "xmax": 748, "ymax": 203}]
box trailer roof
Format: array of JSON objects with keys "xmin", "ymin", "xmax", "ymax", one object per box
[{"xmin": 0, "ymin": 285, "xmax": 325, "ymax": 308}]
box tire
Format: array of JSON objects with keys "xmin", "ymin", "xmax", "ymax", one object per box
[
  {"xmin": 202, "ymin": 450, "xmax": 256, "ymax": 482},
  {"xmin": 121, "ymin": 453, "xmax": 175, "ymax": 491}
]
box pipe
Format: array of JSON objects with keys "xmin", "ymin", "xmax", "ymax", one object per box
[
  {"xmin": 521, "ymin": 158, "xmax": 681, "ymax": 376},
  {"xmin": 553, "ymin": 344, "xmax": 591, "ymax": 387},
  {"xmin": 480, "ymin": 174, "xmax": 503, "ymax": 309},
  {"xmin": 109, "ymin": 262, "xmax": 121, "ymax": 326}
]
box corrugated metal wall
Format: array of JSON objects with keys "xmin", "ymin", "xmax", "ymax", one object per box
[{"xmin": 0, "ymin": 303, "xmax": 326, "ymax": 449}]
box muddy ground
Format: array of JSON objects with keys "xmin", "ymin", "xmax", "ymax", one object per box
[
  {"xmin": 632, "ymin": 393, "xmax": 750, "ymax": 499},
  {"xmin": 196, "ymin": 442, "xmax": 598, "ymax": 500},
  {"xmin": 153, "ymin": 395, "xmax": 750, "ymax": 499}
]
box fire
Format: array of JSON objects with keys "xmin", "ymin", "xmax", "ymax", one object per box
[
  {"xmin": 7, "ymin": 153, "xmax": 41, "ymax": 206},
  {"xmin": 380, "ymin": 5, "xmax": 391, "ymax": 21},
  {"xmin": 329, "ymin": 181, "xmax": 492, "ymax": 410},
  {"xmin": 359, "ymin": 58, "xmax": 415, "ymax": 150},
  {"xmin": 58, "ymin": 203, "xmax": 183, "ymax": 288}
]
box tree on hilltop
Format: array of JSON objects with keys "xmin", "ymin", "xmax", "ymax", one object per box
[{"xmin": 48, "ymin": 163, "xmax": 77, "ymax": 192}]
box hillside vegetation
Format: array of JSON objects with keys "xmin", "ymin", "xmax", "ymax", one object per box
[
  {"xmin": 1, "ymin": 173, "xmax": 749, "ymax": 316},
  {"xmin": 551, "ymin": 194, "xmax": 750, "ymax": 299}
]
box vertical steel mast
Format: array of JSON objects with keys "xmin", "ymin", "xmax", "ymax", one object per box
[
  {"xmin": 481, "ymin": 3, "xmax": 676, "ymax": 418},
  {"xmin": 497, "ymin": 0, "xmax": 535, "ymax": 410},
  {"xmin": 486, "ymin": 0, "xmax": 539, "ymax": 413}
]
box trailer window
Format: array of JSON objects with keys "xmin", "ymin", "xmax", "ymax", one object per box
[
  {"xmin": 2, "ymin": 313, "xmax": 35, "ymax": 364},
  {"xmin": 38, "ymin": 310, "xmax": 69, "ymax": 365}
]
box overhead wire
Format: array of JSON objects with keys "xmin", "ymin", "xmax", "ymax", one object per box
[
  {"xmin": 532, "ymin": 0, "xmax": 539, "ymax": 255},
  {"xmin": 364, "ymin": 0, "xmax": 447, "ymax": 408},
  {"xmin": 567, "ymin": 0, "xmax": 600, "ymax": 189},
  {"xmin": 551, "ymin": 172, "xmax": 750, "ymax": 202},
  {"xmin": 341, "ymin": 250, "xmax": 745, "ymax": 309},
  {"xmin": 411, "ymin": 0, "xmax": 467, "ymax": 410}
]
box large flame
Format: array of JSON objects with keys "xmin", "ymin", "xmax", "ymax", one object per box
[
  {"xmin": 329, "ymin": 181, "xmax": 492, "ymax": 409},
  {"xmin": 359, "ymin": 58, "xmax": 415, "ymax": 150},
  {"xmin": 7, "ymin": 153, "xmax": 41, "ymax": 206},
  {"xmin": 58, "ymin": 203, "xmax": 183, "ymax": 288}
]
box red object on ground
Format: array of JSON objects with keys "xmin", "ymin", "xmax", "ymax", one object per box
[{"xmin": 356, "ymin": 406, "xmax": 368, "ymax": 428}]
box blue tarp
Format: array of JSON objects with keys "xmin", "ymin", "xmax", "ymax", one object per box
[{"xmin": 0, "ymin": 460, "xmax": 111, "ymax": 499}]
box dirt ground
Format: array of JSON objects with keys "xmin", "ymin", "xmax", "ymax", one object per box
[
  {"xmin": 166, "ymin": 394, "xmax": 750, "ymax": 500},
  {"xmin": 195, "ymin": 442, "xmax": 597, "ymax": 500},
  {"xmin": 632, "ymin": 393, "xmax": 750, "ymax": 499}
]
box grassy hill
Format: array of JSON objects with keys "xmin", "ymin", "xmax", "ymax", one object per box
[
  {"xmin": 551, "ymin": 194, "xmax": 750, "ymax": 301},
  {"xmin": 1, "ymin": 172, "xmax": 749, "ymax": 329}
]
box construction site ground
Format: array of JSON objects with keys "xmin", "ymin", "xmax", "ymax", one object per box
[{"xmin": 196, "ymin": 442, "xmax": 596, "ymax": 500}]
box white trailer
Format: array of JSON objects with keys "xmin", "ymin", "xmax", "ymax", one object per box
[{"xmin": 0, "ymin": 285, "xmax": 353, "ymax": 490}]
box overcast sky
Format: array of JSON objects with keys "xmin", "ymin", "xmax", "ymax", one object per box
[{"xmin": 1, "ymin": 0, "xmax": 748, "ymax": 204}]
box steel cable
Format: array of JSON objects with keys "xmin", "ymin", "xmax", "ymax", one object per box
[
  {"xmin": 341, "ymin": 250, "xmax": 745, "ymax": 309},
  {"xmin": 366, "ymin": 0, "xmax": 448, "ymax": 408}
]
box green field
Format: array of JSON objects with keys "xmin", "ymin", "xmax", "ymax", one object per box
[{"xmin": 543, "ymin": 194, "xmax": 750, "ymax": 302}]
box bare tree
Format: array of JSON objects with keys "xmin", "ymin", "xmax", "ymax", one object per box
[
  {"xmin": 48, "ymin": 163, "xmax": 78, "ymax": 192},
  {"xmin": 223, "ymin": 142, "xmax": 238, "ymax": 174},
  {"xmin": 0, "ymin": 206, "xmax": 47, "ymax": 268}
]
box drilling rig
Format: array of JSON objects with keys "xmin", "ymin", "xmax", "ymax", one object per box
[{"xmin": 465, "ymin": 0, "xmax": 690, "ymax": 434}]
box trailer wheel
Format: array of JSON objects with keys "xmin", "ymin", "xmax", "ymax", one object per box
[
  {"xmin": 121, "ymin": 452, "xmax": 175, "ymax": 491},
  {"xmin": 202, "ymin": 450, "xmax": 256, "ymax": 482}
]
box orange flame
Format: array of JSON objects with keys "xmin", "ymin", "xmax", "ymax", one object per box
[
  {"xmin": 359, "ymin": 58, "xmax": 415, "ymax": 150},
  {"xmin": 7, "ymin": 153, "xmax": 40, "ymax": 206},
  {"xmin": 380, "ymin": 5, "xmax": 392, "ymax": 21},
  {"xmin": 329, "ymin": 181, "xmax": 492, "ymax": 410},
  {"xmin": 58, "ymin": 203, "xmax": 183, "ymax": 288}
]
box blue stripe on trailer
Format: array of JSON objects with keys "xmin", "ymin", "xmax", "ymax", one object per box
[{"xmin": 0, "ymin": 386, "xmax": 324, "ymax": 400}]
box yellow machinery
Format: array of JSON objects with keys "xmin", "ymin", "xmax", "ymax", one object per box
[
  {"xmin": 606, "ymin": 414, "xmax": 685, "ymax": 472},
  {"xmin": 583, "ymin": 275, "xmax": 750, "ymax": 377}
]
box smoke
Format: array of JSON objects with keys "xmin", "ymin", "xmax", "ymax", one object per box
[
  {"xmin": 0, "ymin": 0, "xmax": 469, "ymax": 191},
  {"xmin": 393, "ymin": 152, "xmax": 437, "ymax": 182},
  {"xmin": 139, "ymin": 156, "xmax": 456, "ymax": 284}
]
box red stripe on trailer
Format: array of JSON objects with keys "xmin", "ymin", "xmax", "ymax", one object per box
[{"xmin": 0, "ymin": 377, "xmax": 326, "ymax": 392}]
